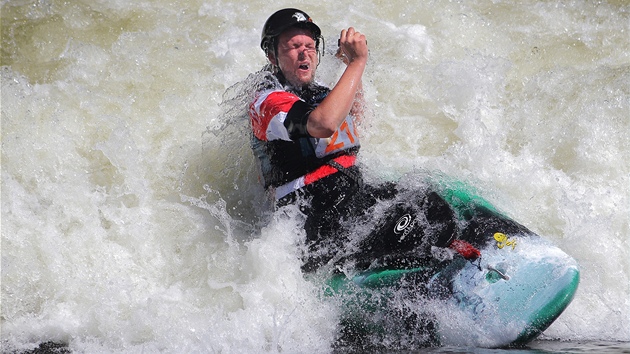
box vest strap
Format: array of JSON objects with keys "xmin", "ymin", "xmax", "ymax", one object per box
[{"xmin": 274, "ymin": 155, "xmax": 357, "ymax": 200}]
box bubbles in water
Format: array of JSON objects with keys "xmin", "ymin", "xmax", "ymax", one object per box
[{"xmin": 2, "ymin": 0, "xmax": 628, "ymax": 351}]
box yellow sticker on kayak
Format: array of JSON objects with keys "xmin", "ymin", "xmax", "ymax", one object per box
[{"xmin": 494, "ymin": 232, "xmax": 517, "ymax": 250}]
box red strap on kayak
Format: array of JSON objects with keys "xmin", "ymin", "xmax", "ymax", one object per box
[{"xmin": 450, "ymin": 239, "xmax": 481, "ymax": 260}]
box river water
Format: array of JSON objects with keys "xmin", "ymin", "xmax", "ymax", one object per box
[{"xmin": 1, "ymin": 0, "xmax": 629, "ymax": 352}]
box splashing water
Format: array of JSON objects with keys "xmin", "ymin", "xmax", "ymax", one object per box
[{"xmin": 2, "ymin": 0, "xmax": 629, "ymax": 352}]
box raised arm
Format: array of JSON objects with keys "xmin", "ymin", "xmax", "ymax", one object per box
[{"xmin": 306, "ymin": 27, "xmax": 368, "ymax": 138}]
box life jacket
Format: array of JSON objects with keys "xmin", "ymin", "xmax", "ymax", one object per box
[{"xmin": 249, "ymin": 72, "xmax": 360, "ymax": 199}]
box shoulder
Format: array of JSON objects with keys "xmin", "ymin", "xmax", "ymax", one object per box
[{"xmin": 252, "ymin": 89, "xmax": 301, "ymax": 113}]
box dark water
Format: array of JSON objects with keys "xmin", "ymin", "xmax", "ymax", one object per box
[{"xmin": 425, "ymin": 341, "xmax": 630, "ymax": 354}]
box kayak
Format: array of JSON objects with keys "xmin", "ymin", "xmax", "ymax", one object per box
[{"xmin": 322, "ymin": 178, "xmax": 580, "ymax": 348}]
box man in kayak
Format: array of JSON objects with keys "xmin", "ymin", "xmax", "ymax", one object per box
[{"xmin": 249, "ymin": 8, "xmax": 467, "ymax": 272}]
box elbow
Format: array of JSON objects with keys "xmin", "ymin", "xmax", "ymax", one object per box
[
  {"xmin": 307, "ymin": 122, "xmax": 337, "ymax": 138},
  {"xmin": 306, "ymin": 114, "xmax": 338, "ymax": 138}
]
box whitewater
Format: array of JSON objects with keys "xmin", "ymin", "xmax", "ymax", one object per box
[{"xmin": 2, "ymin": 0, "xmax": 629, "ymax": 352}]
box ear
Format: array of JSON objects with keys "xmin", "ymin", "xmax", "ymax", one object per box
[{"xmin": 267, "ymin": 52, "xmax": 277, "ymax": 66}]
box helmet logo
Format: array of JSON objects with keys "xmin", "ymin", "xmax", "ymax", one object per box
[{"xmin": 292, "ymin": 12, "xmax": 308, "ymax": 22}]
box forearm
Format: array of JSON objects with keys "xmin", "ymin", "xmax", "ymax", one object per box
[
  {"xmin": 350, "ymin": 79, "xmax": 364, "ymax": 123},
  {"xmin": 307, "ymin": 60, "xmax": 366, "ymax": 138}
]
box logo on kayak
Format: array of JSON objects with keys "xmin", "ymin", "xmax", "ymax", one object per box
[
  {"xmin": 494, "ymin": 232, "xmax": 517, "ymax": 250},
  {"xmin": 394, "ymin": 214, "xmax": 416, "ymax": 240}
]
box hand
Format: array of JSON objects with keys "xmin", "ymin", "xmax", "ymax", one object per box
[{"xmin": 336, "ymin": 27, "xmax": 368, "ymax": 65}]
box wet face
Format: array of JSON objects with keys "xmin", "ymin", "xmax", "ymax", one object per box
[{"xmin": 269, "ymin": 27, "xmax": 318, "ymax": 88}]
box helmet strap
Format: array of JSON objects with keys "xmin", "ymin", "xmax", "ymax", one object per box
[{"xmin": 316, "ymin": 35, "xmax": 324, "ymax": 67}]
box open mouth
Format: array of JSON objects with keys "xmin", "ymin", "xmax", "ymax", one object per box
[{"xmin": 299, "ymin": 63, "xmax": 310, "ymax": 70}]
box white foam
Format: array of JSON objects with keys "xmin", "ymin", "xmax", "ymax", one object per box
[{"xmin": 1, "ymin": 0, "xmax": 628, "ymax": 351}]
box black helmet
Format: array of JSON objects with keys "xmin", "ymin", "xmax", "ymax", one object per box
[{"xmin": 260, "ymin": 8, "xmax": 322, "ymax": 54}]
